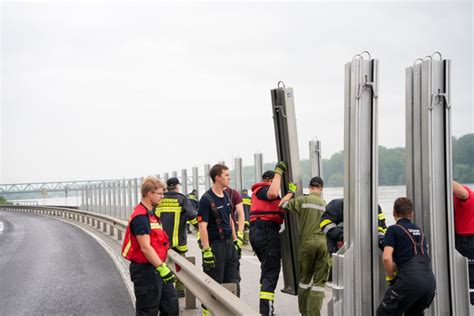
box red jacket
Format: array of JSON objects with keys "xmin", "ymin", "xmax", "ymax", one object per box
[
  {"xmin": 122, "ymin": 203, "xmax": 170, "ymax": 263},
  {"xmin": 250, "ymin": 182, "xmax": 284, "ymax": 225}
]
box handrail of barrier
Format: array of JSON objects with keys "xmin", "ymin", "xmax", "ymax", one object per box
[{"xmin": 0, "ymin": 204, "xmax": 259, "ymax": 316}]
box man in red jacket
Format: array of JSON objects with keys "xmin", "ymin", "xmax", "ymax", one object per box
[
  {"xmin": 122, "ymin": 176, "xmax": 179, "ymax": 315},
  {"xmin": 453, "ymin": 181, "xmax": 474, "ymax": 304},
  {"xmin": 249, "ymin": 161, "xmax": 287, "ymax": 316}
]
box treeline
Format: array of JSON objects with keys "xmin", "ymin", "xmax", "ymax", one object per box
[{"xmin": 235, "ymin": 133, "xmax": 473, "ymax": 189}]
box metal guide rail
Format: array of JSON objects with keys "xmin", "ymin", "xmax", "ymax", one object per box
[
  {"xmin": 0, "ymin": 205, "xmax": 259, "ymax": 316},
  {"xmin": 271, "ymin": 81, "xmax": 303, "ymax": 295},
  {"xmin": 328, "ymin": 51, "xmax": 381, "ymax": 316},
  {"xmin": 406, "ymin": 52, "xmax": 471, "ymax": 315}
]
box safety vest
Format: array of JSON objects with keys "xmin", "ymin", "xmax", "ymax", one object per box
[
  {"xmin": 155, "ymin": 193, "xmax": 185, "ymax": 252},
  {"xmin": 122, "ymin": 203, "xmax": 170, "ymax": 263},
  {"xmin": 250, "ymin": 182, "xmax": 283, "ymax": 225}
]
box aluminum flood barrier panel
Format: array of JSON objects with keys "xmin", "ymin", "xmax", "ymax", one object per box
[
  {"xmin": 234, "ymin": 158, "xmax": 243, "ymax": 193},
  {"xmin": 405, "ymin": 52, "xmax": 471, "ymax": 315},
  {"xmin": 271, "ymin": 81, "xmax": 302, "ymax": 295},
  {"xmin": 254, "ymin": 153, "xmax": 263, "ymax": 183},
  {"xmin": 328, "ymin": 52, "xmax": 381, "ymax": 315},
  {"xmin": 309, "ymin": 139, "xmax": 322, "ymax": 178}
]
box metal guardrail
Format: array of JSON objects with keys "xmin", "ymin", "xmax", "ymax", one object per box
[{"xmin": 0, "ymin": 205, "xmax": 259, "ymax": 316}]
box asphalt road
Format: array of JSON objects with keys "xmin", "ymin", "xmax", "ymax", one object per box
[{"xmin": 0, "ymin": 210, "xmax": 134, "ymax": 315}]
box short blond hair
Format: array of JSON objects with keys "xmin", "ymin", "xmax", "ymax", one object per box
[{"xmin": 141, "ymin": 176, "xmax": 165, "ymax": 198}]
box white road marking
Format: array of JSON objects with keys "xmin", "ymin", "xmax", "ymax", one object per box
[{"xmin": 0, "ymin": 222, "xmax": 4, "ymax": 234}]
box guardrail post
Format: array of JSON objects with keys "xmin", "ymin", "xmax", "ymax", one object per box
[
  {"xmin": 185, "ymin": 257, "xmax": 197, "ymax": 309},
  {"xmin": 234, "ymin": 158, "xmax": 243, "ymax": 193},
  {"xmin": 133, "ymin": 178, "xmax": 139, "ymax": 207},
  {"xmin": 121, "ymin": 179, "xmax": 127, "ymax": 220},
  {"xmin": 181, "ymin": 169, "xmax": 188, "ymax": 195},
  {"xmin": 127, "ymin": 179, "xmax": 133, "ymax": 211}
]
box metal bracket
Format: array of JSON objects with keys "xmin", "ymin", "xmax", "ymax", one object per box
[
  {"xmin": 356, "ymin": 75, "xmax": 378, "ymax": 100},
  {"xmin": 429, "ymin": 89, "xmax": 451, "ymax": 110}
]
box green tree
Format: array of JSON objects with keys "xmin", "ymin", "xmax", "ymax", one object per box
[{"xmin": 0, "ymin": 196, "xmax": 7, "ymax": 204}]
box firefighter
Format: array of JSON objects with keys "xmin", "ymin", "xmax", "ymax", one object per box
[
  {"xmin": 187, "ymin": 189, "xmax": 199, "ymax": 234},
  {"xmin": 453, "ymin": 181, "xmax": 474, "ymax": 304},
  {"xmin": 155, "ymin": 177, "xmax": 197, "ymax": 298},
  {"xmin": 198, "ymin": 164, "xmax": 239, "ymax": 315},
  {"xmin": 280, "ymin": 176, "xmax": 330, "ymax": 316},
  {"xmin": 225, "ymin": 186, "xmax": 245, "ymax": 261},
  {"xmin": 249, "ymin": 161, "xmax": 287, "ymax": 316},
  {"xmin": 377, "ymin": 197, "xmax": 436, "ymax": 315},
  {"xmin": 121, "ymin": 176, "xmax": 178, "ymax": 315},
  {"xmin": 320, "ymin": 198, "xmax": 387, "ymax": 254},
  {"xmin": 241, "ymin": 188, "xmax": 252, "ymax": 244}
]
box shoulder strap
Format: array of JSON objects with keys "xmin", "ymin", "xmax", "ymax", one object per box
[
  {"xmin": 395, "ymin": 224, "xmax": 425, "ymax": 255},
  {"xmin": 203, "ymin": 192, "xmax": 225, "ymax": 239}
]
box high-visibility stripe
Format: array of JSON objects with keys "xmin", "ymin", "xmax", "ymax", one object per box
[
  {"xmin": 320, "ymin": 219, "xmax": 333, "ymax": 229},
  {"xmin": 322, "ymin": 223, "xmax": 337, "ymax": 233},
  {"xmin": 150, "ymin": 223, "xmax": 161, "ymax": 229},
  {"xmin": 259, "ymin": 291, "xmax": 275, "ymax": 300},
  {"xmin": 156, "ymin": 207, "xmax": 182, "ymax": 212},
  {"xmin": 175, "ymin": 244, "xmax": 188, "ymax": 252},
  {"xmin": 202, "ymin": 308, "xmax": 210, "ymax": 315},
  {"xmin": 173, "ymin": 211, "xmax": 180, "ymax": 247},
  {"xmin": 378, "ymin": 213, "xmax": 386, "ymax": 220},
  {"xmin": 311, "ymin": 285, "xmax": 326, "ymax": 292},
  {"xmin": 299, "ymin": 282, "xmax": 312, "ymax": 289},
  {"xmin": 188, "ymin": 218, "xmax": 198, "ymax": 225},
  {"xmin": 302, "ymin": 203, "xmax": 325, "ymax": 211},
  {"xmin": 378, "ymin": 227, "xmax": 387, "ymax": 234},
  {"xmin": 122, "ymin": 240, "xmax": 132, "ymax": 257}
]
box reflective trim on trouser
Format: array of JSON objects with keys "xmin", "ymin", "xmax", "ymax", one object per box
[
  {"xmin": 202, "ymin": 308, "xmax": 210, "ymax": 315},
  {"xmin": 299, "ymin": 282, "xmax": 312, "ymax": 289},
  {"xmin": 260, "ymin": 291, "xmax": 275, "ymax": 301},
  {"xmin": 311, "ymin": 285, "xmax": 325, "ymax": 292}
]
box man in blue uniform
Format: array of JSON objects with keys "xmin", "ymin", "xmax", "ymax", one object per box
[
  {"xmin": 197, "ymin": 164, "xmax": 239, "ymax": 315},
  {"xmin": 377, "ymin": 197, "xmax": 436, "ymax": 315}
]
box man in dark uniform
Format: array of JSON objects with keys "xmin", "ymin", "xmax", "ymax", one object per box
[
  {"xmin": 377, "ymin": 197, "xmax": 436, "ymax": 315},
  {"xmin": 320, "ymin": 198, "xmax": 387, "ymax": 254},
  {"xmin": 241, "ymin": 189, "xmax": 252, "ymax": 244},
  {"xmin": 197, "ymin": 164, "xmax": 240, "ymax": 315},
  {"xmin": 249, "ymin": 161, "xmax": 287, "ymax": 316},
  {"xmin": 187, "ymin": 189, "xmax": 199, "ymax": 234},
  {"xmin": 155, "ymin": 177, "xmax": 197, "ymax": 298}
]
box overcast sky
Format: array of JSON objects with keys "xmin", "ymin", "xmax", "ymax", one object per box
[{"xmin": 1, "ymin": 1, "xmax": 473, "ymax": 184}]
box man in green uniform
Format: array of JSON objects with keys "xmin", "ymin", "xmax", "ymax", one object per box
[{"xmin": 280, "ymin": 176, "xmax": 330, "ymax": 316}]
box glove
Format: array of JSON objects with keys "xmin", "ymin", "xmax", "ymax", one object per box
[
  {"xmin": 156, "ymin": 263, "xmax": 177, "ymax": 284},
  {"xmin": 202, "ymin": 247, "xmax": 216, "ymax": 270},
  {"xmin": 386, "ymin": 272, "xmax": 397, "ymax": 286},
  {"xmin": 274, "ymin": 161, "xmax": 288, "ymax": 176},
  {"xmin": 288, "ymin": 181, "xmax": 297, "ymax": 194},
  {"xmin": 234, "ymin": 231, "xmax": 244, "ymax": 257}
]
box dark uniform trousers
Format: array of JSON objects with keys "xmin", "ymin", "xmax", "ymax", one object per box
[
  {"xmin": 377, "ymin": 255, "xmax": 436, "ymax": 316},
  {"xmin": 204, "ymin": 238, "xmax": 240, "ymax": 293},
  {"xmin": 130, "ymin": 262, "xmax": 179, "ymax": 316},
  {"xmin": 455, "ymin": 234, "xmax": 474, "ymax": 304},
  {"xmin": 250, "ymin": 220, "xmax": 281, "ymax": 315}
]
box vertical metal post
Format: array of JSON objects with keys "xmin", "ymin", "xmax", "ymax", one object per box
[
  {"xmin": 254, "ymin": 153, "xmax": 263, "ymax": 183},
  {"xmin": 121, "ymin": 179, "xmax": 127, "ymax": 219},
  {"xmin": 128, "ymin": 179, "xmax": 133, "ymax": 209},
  {"xmin": 192, "ymin": 167, "xmax": 199, "ymax": 196},
  {"xmin": 271, "ymin": 82, "xmax": 303, "ymax": 295},
  {"xmin": 309, "ymin": 139, "xmax": 323, "ymax": 177},
  {"xmin": 234, "ymin": 158, "xmax": 243, "ymax": 193},
  {"xmin": 164, "ymin": 173, "xmax": 169, "ymax": 183},
  {"xmin": 181, "ymin": 169, "xmax": 188, "ymax": 195},
  {"xmin": 406, "ymin": 54, "xmax": 469, "ymax": 315},
  {"xmin": 98, "ymin": 183, "xmax": 103, "ymax": 214},
  {"xmin": 107, "ymin": 182, "xmax": 112, "ymax": 216},
  {"xmin": 204, "ymin": 164, "xmax": 211, "ymax": 191},
  {"xmin": 133, "ymin": 178, "xmax": 139, "ymax": 206},
  {"xmin": 172, "ymin": 171, "xmax": 177, "ymax": 178},
  {"xmin": 328, "ymin": 52, "xmax": 380, "ymax": 316},
  {"xmin": 113, "ymin": 181, "xmax": 118, "ymax": 218}
]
